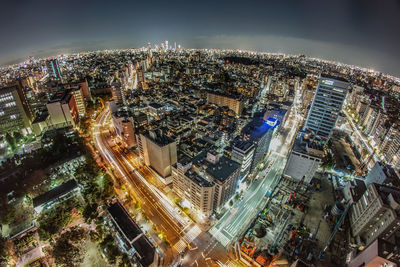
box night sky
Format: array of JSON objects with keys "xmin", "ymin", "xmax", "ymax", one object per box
[{"xmin": 1, "ymin": 0, "xmax": 400, "ymax": 76}]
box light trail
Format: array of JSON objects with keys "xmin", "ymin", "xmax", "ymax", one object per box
[
  {"xmin": 210, "ymin": 83, "xmax": 302, "ymax": 247},
  {"xmin": 93, "ymin": 105, "xmax": 203, "ymax": 255}
]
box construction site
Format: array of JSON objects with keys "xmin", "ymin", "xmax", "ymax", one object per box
[{"xmin": 237, "ymin": 171, "xmax": 350, "ymax": 266}]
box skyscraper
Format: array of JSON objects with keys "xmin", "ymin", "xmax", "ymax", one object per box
[
  {"xmin": 304, "ymin": 75, "xmax": 349, "ymax": 140},
  {"xmin": 46, "ymin": 90, "xmax": 79, "ymax": 128},
  {"xmin": 231, "ymin": 140, "xmax": 255, "ymax": 181},
  {"xmin": 137, "ymin": 129, "xmax": 177, "ymax": 184},
  {"xmin": 0, "ymin": 81, "xmax": 34, "ymax": 134},
  {"xmin": 46, "ymin": 59, "xmax": 62, "ymax": 80}
]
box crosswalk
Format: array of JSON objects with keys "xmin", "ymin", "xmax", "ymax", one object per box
[
  {"xmin": 209, "ymin": 227, "xmax": 232, "ymax": 247},
  {"xmin": 173, "ymin": 239, "xmax": 187, "ymax": 253},
  {"xmin": 173, "ymin": 224, "xmax": 202, "ymax": 253},
  {"xmin": 225, "ymin": 260, "xmax": 239, "ymax": 267},
  {"xmin": 183, "ymin": 224, "xmax": 202, "ymax": 243}
]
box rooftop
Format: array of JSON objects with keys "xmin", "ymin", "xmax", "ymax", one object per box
[
  {"xmin": 375, "ymin": 161, "xmax": 400, "ymax": 187},
  {"xmin": 107, "ymin": 201, "xmax": 142, "ymax": 242},
  {"xmin": 33, "ymin": 179, "xmax": 78, "ymax": 208},
  {"xmin": 132, "ymin": 235, "xmax": 155, "ymax": 267},
  {"xmin": 148, "ymin": 102, "xmax": 164, "ymax": 109},
  {"xmin": 241, "ymin": 117, "xmax": 274, "ymax": 141},
  {"xmin": 292, "ymin": 130, "xmax": 325, "ymax": 157},
  {"xmin": 193, "ymin": 151, "xmax": 240, "ymax": 183},
  {"xmin": 206, "ymin": 89, "xmax": 242, "ymax": 100},
  {"xmin": 187, "ymin": 168, "xmax": 214, "ymax": 187},
  {"xmin": 349, "ymin": 238, "xmax": 400, "ymax": 267},
  {"xmin": 233, "ymin": 139, "xmax": 254, "ymax": 153},
  {"xmin": 32, "ymin": 111, "xmax": 49, "ymax": 124},
  {"xmin": 143, "ymin": 129, "xmax": 174, "ymax": 147},
  {"xmin": 48, "ymin": 90, "xmax": 71, "ymax": 104},
  {"xmin": 348, "ymin": 178, "xmax": 366, "ymax": 203},
  {"xmin": 320, "ymin": 74, "xmax": 349, "ymax": 84}
]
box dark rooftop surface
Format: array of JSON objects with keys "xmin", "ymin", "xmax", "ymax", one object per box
[
  {"xmin": 175, "ymin": 157, "xmax": 214, "ymax": 187},
  {"xmin": 241, "ymin": 117, "xmax": 274, "ymax": 141},
  {"xmin": 132, "ymin": 235, "xmax": 156, "ymax": 267},
  {"xmin": 187, "ymin": 169, "xmax": 214, "ymax": 187},
  {"xmin": 349, "ymin": 179, "xmax": 366, "ymax": 203},
  {"xmin": 233, "ymin": 139, "xmax": 254, "ymax": 153},
  {"xmin": 107, "ymin": 201, "xmax": 142, "ymax": 242},
  {"xmin": 374, "ymin": 161, "xmax": 400, "ymax": 188},
  {"xmin": 149, "ymin": 102, "xmax": 164, "ymax": 109},
  {"xmin": 32, "ymin": 111, "xmax": 49, "ymax": 124},
  {"xmin": 292, "ymin": 130, "xmax": 324, "ymax": 155},
  {"xmin": 144, "ymin": 130, "xmax": 174, "ymax": 146},
  {"xmin": 33, "ymin": 179, "xmax": 78, "ymax": 208},
  {"xmin": 48, "ymin": 90, "xmax": 71, "ymax": 104},
  {"xmin": 193, "ymin": 151, "xmax": 239, "ymax": 183}
]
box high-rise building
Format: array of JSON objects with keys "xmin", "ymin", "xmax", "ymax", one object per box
[
  {"xmin": 206, "ymin": 91, "xmax": 244, "ymax": 115},
  {"xmin": 231, "ymin": 140, "xmax": 255, "ymax": 181},
  {"xmin": 46, "ymin": 59, "xmax": 62, "ymax": 80},
  {"xmin": 241, "ymin": 117, "xmax": 276, "ymax": 174},
  {"xmin": 111, "ymin": 80, "xmax": 125, "ymax": 105},
  {"xmin": 365, "ymin": 161, "xmax": 400, "ymax": 188},
  {"xmin": 349, "ymin": 183, "xmax": 400, "ymax": 247},
  {"xmin": 304, "ymin": 75, "xmax": 348, "ymax": 140},
  {"xmin": 69, "ymin": 88, "xmax": 85, "ymax": 117},
  {"xmin": 283, "ymin": 130, "xmax": 324, "ymax": 184},
  {"xmin": 112, "ymin": 110, "xmax": 136, "ymax": 149},
  {"xmin": 362, "ymin": 106, "xmax": 382, "ymax": 136},
  {"xmin": 46, "ymin": 90, "xmax": 79, "ymax": 128},
  {"xmin": 172, "ymin": 151, "xmax": 240, "ymax": 215},
  {"xmin": 263, "ymin": 108, "xmax": 288, "ymax": 128},
  {"xmin": 0, "ymin": 82, "xmax": 33, "ymax": 134},
  {"xmin": 137, "ymin": 129, "xmax": 177, "ymax": 183},
  {"xmin": 64, "ymin": 80, "xmax": 91, "ymax": 101},
  {"xmin": 172, "ymin": 157, "xmax": 215, "ymax": 216},
  {"xmin": 383, "ymin": 126, "xmax": 400, "ymax": 171},
  {"xmin": 195, "ymin": 151, "xmax": 240, "ymax": 211},
  {"xmin": 347, "ymin": 238, "xmax": 400, "ymax": 267}
]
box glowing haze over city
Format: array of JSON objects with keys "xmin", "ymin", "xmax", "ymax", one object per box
[{"xmin": 1, "ymin": 1, "xmax": 400, "ymax": 267}]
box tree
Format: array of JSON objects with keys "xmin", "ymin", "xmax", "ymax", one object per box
[
  {"xmin": 82, "ymin": 202, "xmax": 98, "ymax": 223},
  {"xmin": 13, "ymin": 131, "xmax": 23, "ymax": 143},
  {"xmin": 5, "ymin": 133, "xmax": 16, "ymax": 151},
  {"xmin": 0, "ymin": 203, "xmax": 16, "ymax": 225},
  {"xmin": 104, "ymin": 243, "xmax": 121, "ymax": 265},
  {"xmin": 119, "ymin": 253, "xmax": 132, "ymax": 267},
  {"xmin": 37, "ymin": 199, "xmax": 79, "ymax": 241},
  {"xmin": 62, "ymin": 226, "xmax": 86, "ymax": 243},
  {"xmin": 0, "ymin": 236, "xmax": 9, "ymax": 265},
  {"xmin": 102, "ymin": 174, "xmax": 114, "ymax": 199},
  {"xmin": 52, "ymin": 227, "xmax": 87, "ymax": 267}
]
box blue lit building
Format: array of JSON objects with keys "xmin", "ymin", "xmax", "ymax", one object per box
[
  {"xmin": 241, "ymin": 116, "xmax": 276, "ymax": 174},
  {"xmin": 46, "ymin": 59, "xmax": 62, "ymax": 80}
]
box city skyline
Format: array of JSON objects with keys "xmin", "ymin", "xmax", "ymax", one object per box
[
  {"xmin": 2, "ymin": 2, "xmax": 400, "ymax": 266},
  {"xmin": 2, "ymin": 0, "xmax": 400, "ymax": 76}
]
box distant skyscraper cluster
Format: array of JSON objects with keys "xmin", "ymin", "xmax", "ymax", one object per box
[{"xmin": 46, "ymin": 59, "xmax": 62, "ymax": 80}]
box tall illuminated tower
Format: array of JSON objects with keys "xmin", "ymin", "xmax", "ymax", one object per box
[
  {"xmin": 304, "ymin": 75, "xmax": 349, "ymax": 141},
  {"xmin": 46, "ymin": 58, "xmax": 62, "ymax": 80}
]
